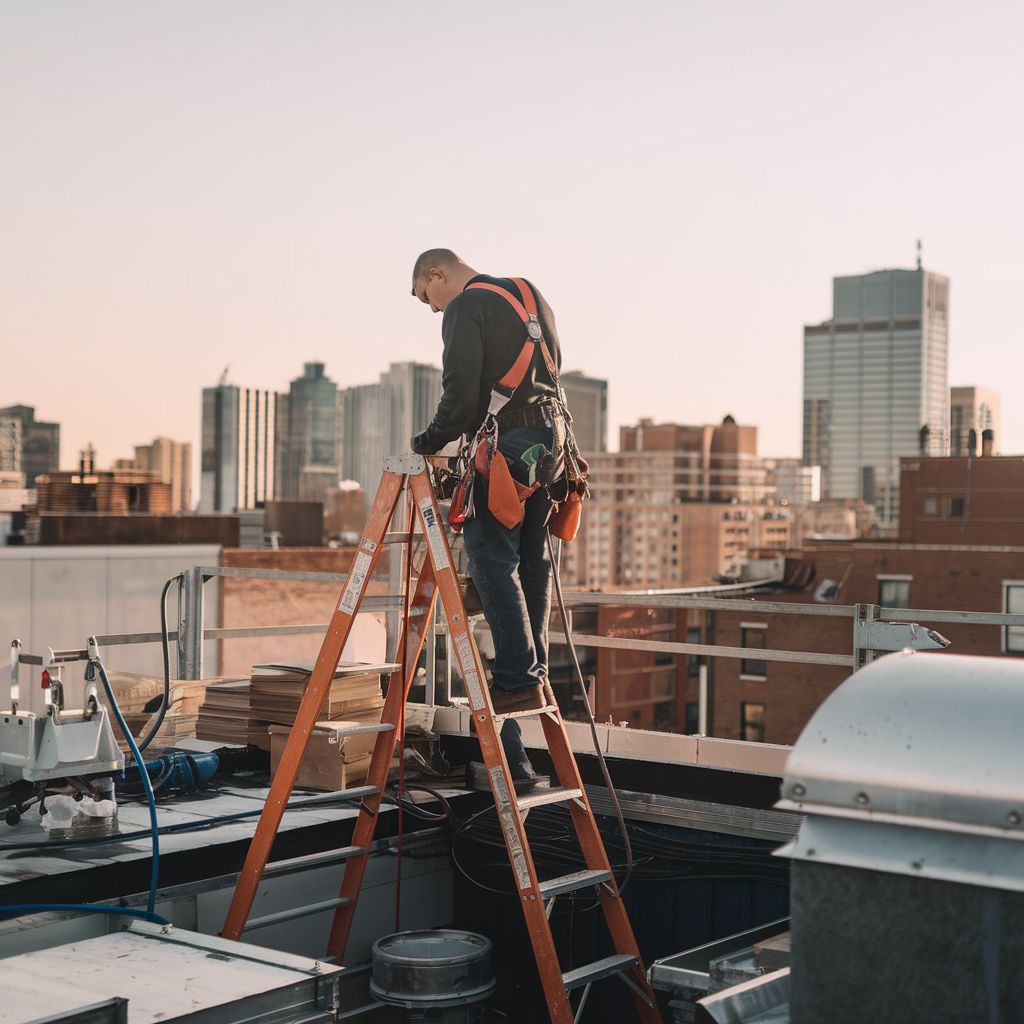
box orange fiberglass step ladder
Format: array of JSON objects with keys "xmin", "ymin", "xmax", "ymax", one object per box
[{"xmin": 221, "ymin": 454, "xmax": 662, "ymax": 1024}]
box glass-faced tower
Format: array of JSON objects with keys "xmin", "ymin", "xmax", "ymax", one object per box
[{"xmin": 802, "ymin": 268, "xmax": 949, "ymax": 528}]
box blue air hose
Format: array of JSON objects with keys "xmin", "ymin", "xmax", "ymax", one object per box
[
  {"xmin": 90, "ymin": 648, "xmax": 160, "ymax": 915},
  {"xmin": 0, "ymin": 904, "xmax": 169, "ymax": 926}
]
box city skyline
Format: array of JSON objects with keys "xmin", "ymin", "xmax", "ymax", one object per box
[
  {"xmin": 3, "ymin": 4, "xmax": 1022, "ymax": 484},
  {"xmin": 2, "ymin": 342, "xmax": 1005, "ymax": 505}
]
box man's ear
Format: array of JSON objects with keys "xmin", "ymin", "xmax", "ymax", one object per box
[{"xmin": 430, "ymin": 267, "xmax": 446, "ymax": 284}]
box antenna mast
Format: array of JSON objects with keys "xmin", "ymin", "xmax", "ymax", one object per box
[{"xmin": 916, "ymin": 240, "xmax": 922, "ymax": 270}]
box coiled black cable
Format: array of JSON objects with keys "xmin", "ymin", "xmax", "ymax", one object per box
[
  {"xmin": 453, "ymin": 802, "xmax": 788, "ymax": 904},
  {"xmin": 134, "ymin": 573, "xmax": 182, "ymax": 754}
]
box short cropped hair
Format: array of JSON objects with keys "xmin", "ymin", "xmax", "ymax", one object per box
[{"xmin": 411, "ymin": 248, "xmax": 464, "ymax": 293}]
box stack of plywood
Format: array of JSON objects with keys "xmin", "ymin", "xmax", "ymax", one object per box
[
  {"xmin": 196, "ymin": 680, "xmax": 271, "ymax": 750},
  {"xmin": 101, "ymin": 673, "xmax": 238, "ymax": 752},
  {"xmin": 248, "ymin": 660, "xmax": 394, "ymax": 728}
]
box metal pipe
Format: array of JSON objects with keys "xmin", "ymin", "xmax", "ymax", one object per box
[
  {"xmin": 549, "ymin": 632, "xmax": 854, "ymax": 667},
  {"xmin": 698, "ymin": 663, "xmax": 708, "ymax": 735}
]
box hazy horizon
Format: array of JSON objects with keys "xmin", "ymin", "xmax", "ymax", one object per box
[{"xmin": 3, "ymin": 2, "xmax": 1022, "ymax": 495}]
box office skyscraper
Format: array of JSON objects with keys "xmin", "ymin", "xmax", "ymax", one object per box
[
  {"xmin": 560, "ymin": 371, "xmax": 608, "ymax": 452},
  {"xmin": 340, "ymin": 362, "xmax": 441, "ymax": 497},
  {"xmin": 117, "ymin": 438, "xmax": 193, "ymax": 512},
  {"xmin": 0, "ymin": 416, "xmax": 21, "ymax": 481},
  {"xmin": 802, "ymin": 267, "xmax": 949, "ymax": 526},
  {"xmin": 340, "ymin": 383, "xmax": 386, "ymax": 500},
  {"xmin": 0, "ymin": 405, "xmax": 59, "ymax": 484},
  {"xmin": 277, "ymin": 362, "xmax": 341, "ymax": 502},
  {"xmin": 199, "ymin": 382, "xmax": 280, "ymax": 513}
]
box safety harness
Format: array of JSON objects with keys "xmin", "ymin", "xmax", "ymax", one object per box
[{"xmin": 446, "ymin": 278, "xmax": 588, "ymax": 539}]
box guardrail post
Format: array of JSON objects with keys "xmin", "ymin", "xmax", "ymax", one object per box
[
  {"xmin": 697, "ymin": 662, "xmax": 708, "ymax": 735},
  {"xmin": 178, "ymin": 566, "xmax": 205, "ymax": 680},
  {"xmin": 852, "ymin": 603, "xmax": 879, "ymax": 672}
]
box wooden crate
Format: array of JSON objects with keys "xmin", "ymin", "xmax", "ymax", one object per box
[{"xmin": 269, "ymin": 721, "xmax": 386, "ymax": 791}]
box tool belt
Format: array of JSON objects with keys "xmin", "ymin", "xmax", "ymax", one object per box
[
  {"xmin": 445, "ymin": 278, "xmax": 589, "ymax": 540},
  {"xmin": 496, "ymin": 401, "xmax": 554, "ymax": 432}
]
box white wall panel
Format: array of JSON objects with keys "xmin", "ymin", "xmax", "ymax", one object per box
[{"xmin": 1, "ymin": 545, "xmax": 221, "ymax": 714}]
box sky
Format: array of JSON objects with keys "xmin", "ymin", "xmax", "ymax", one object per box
[{"xmin": 2, "ymin": 1, "xmax": 1023, "ymax": 492}]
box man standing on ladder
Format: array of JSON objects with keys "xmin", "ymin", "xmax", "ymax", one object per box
[{"xmin": 411, "ymin": 248, "xmax": 560, "ymax": 765}]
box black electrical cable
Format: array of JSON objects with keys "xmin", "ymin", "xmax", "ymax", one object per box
[
  {"xmin": 381, "ymin": 783, "xmax": 454, "ymax": 822},
  {"xmin": 134, "ymin": 574, "xmax": 182, "ymax": 754},
  {"xmin": 451, "ymin": 803, "xmax": 787, "ymax": 906},
  {"xmin": 547, "ymin": 530, "xmax": 635, "ymax": 892}
]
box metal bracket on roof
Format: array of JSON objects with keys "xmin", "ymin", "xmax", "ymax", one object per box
[{"xmin": 852, "ymin": 604, "xmax": 950, "ymax": 671}]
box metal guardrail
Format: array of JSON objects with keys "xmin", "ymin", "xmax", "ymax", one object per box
[
  {"xmin": 13, "ymin": 563, "xmax": 1024, "ymax": 684},
  {"xmin": 550, "ymin": 632, "xmax": 855, "ymax": 668}
]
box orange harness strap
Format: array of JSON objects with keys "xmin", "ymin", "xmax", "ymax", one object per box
[{"xmin": 466, "ymin": 279, "xmax": 558, "ymax": 392}]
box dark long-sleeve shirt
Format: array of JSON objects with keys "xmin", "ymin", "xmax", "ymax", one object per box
[{"xmin": 413, "ymin": 275, "xmax": 561, "ymax": 454}]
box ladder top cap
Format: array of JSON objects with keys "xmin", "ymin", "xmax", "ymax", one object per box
[{"xmin": 383, "ymin": 454, "xmax": 427, "ymax": 475}]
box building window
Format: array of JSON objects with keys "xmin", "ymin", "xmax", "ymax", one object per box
[
  {"xmin": 685, "ymin": 701, "xmax": 699, "ymax": 734},
  {"xmin": 924, "ymin": 497, "xmax": 938, "ymax": 515},
  {"xmin": 741, "ymin": 702, "xmax": 765, "ymax": 743},
  {"xmin": 878, "ymin": 576, "xmax": 912, "ymax": 608},
  {"xmin": 1005, "ymin": 582, "xmax": 1024, "ymax": 655},
  {"xmin": 947, "ymin": 497, "xmax": 965, "ymax": 518},
  {"xmin": 687, "ymin": 627, "xmax": 701, "ymax": 676},
  {"xmin": 741, "ymin": 626, "xmax": 767, "ymax": 677},
  {"xmin": 653, "ymin": 701, "xmax": 676, "ymax": 730}
]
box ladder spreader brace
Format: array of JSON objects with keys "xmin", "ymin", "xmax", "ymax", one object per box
[{"xmin": 221, "ymin": 454, "xmax": 662, "ymax": 1024}]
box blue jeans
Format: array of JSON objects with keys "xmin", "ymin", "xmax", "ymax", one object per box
[{"xmin": 463, "ymin": 428, "xmax": 553, "ymax": 694}]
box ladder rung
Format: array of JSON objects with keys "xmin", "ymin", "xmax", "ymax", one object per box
[
  {"xmin": 538, "ymin": 869, "xmax": 613, "ymax": 899},
  {"xmin": 323, "ymin": 723, "xmax": 394, "ymax": 735},
  {"xmin": 517, "ymin": 786, "xmax": 583, "ymax": 811},
  {"xmin": 495, "ymin": 705, "xmax": 560, "ymax": 720},
  {"xmin": 383, "ymin": 531, "xmax": 421, "ymax": 544},
  {"xmin": 562, "ymin": 954, "xmax": 640, "ymax": 992},
  {"xmin": 244, "ymin": 896, "xmax": 352, "ymax": 931}
]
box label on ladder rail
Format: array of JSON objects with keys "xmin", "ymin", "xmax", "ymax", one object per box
[
  {"xmin": 339, "ymin": 551, "xmax": 373, "ymax": 614},
  {"xmin": 489, "ymin": 766, "xmax": 531, "ymax": 889},
  {"xmin": 360, "ymin": 538, "xmax": 377, "ymax": 553},
  {"xmin": 417, "ymin": 497, "xmax": 450, "ymax": 571},
  {"xmin": 452, "ymin": 631, "xmax": 486, "ymax": 708}
]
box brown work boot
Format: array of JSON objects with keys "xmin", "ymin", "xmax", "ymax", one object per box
[{"xmin": 488, "ymin": 683, "xmax": 548, "ymax": 715}]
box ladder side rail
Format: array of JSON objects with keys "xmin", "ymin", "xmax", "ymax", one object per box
[
  {"xmin": 221, "ymin": 472, "xmax": 405, "ymax": 941},
  {"xmin": 538, "ymin": 709, "xmax": 663, "ymax": 1021},
  {"xmin": 326, "ymin": 561, "xmax": 439, "ymax": 959},
  {"xmin": 406, "ymin": 471, "xmax": 576, "ymax": 1024}
]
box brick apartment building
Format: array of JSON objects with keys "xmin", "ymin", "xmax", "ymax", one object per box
[
  {"xmin": 696, "ymin": 454, "xmax": 1024, "ymax": 746},
  {"xmin": 564, "ymin": 417, "xmax": 793, "ymax": 588},
  {"xmin": 18, "ymin": 448, "xmax": 237, "ymax": 546},
  {"xmin": 549, "ymin": 604, "xmax": 689, "ymax": 732}
]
